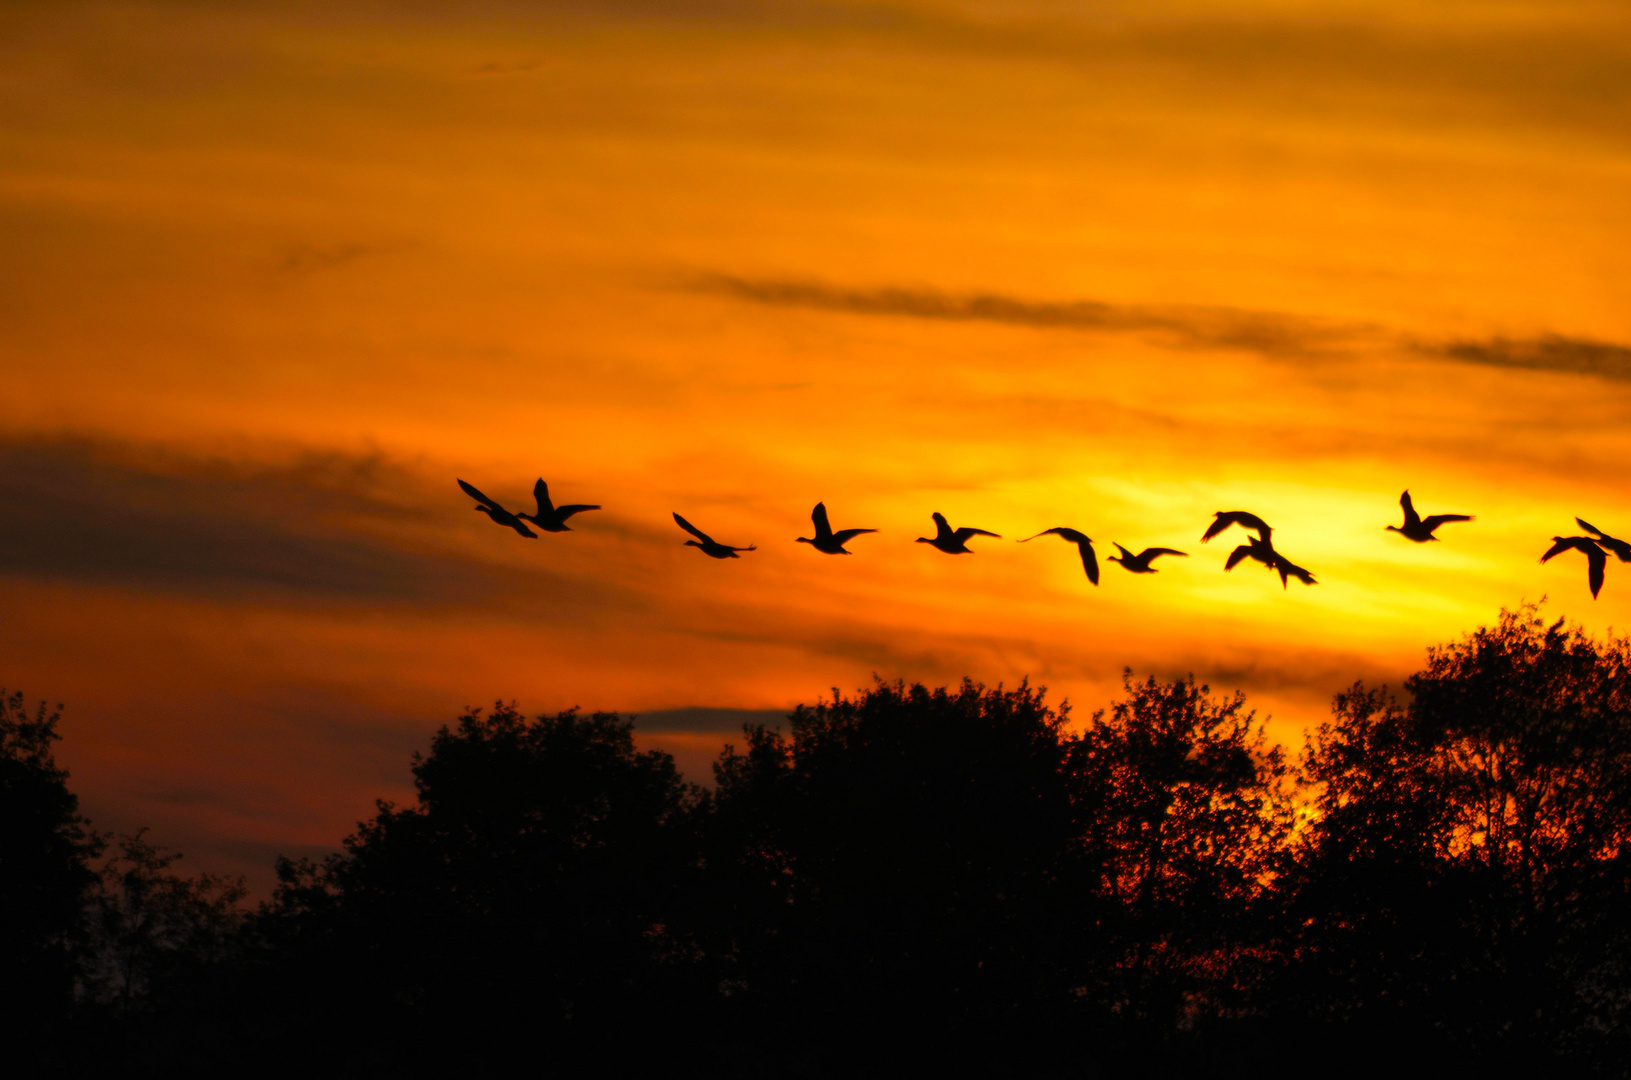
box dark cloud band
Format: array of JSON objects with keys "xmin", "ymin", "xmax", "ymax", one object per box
[
  {"xmin": 0, "ymin": 437, "xmax": 624, "ymax": 613},
  {"xmin": 690, "ymin": 272, "xmax": 1631, "ymax": 382}
]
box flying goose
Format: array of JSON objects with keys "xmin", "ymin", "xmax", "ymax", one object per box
[
  {"xmin": 916, "ymin": 512, "xmax": 1000, "ymax": 554},
  {"xmin": 1108, "ymin": 544, "xmax": 1188, "ymax": 574},
  {"xmin": 517, "ymin": 478, "xmax": 600, "ymax": 532},
  {"xmin": 1576, "ymin": 518, "xmax": 1631, "ymax": 562},
  {"xmin": 797, "ymin": 502, "xmax": 877, "ymax": 555},
  {"xmin": 1020, "ymin": 528, "xmax": 1099, "ymax": 585},
  {"xmin": 1202, "ymin": 511, "xmax": 1272, "ymax": 544},
  {"xmin": 674, "ymin": 512, "xmax": 755, "ymax": 559},
  {"xmin": 1541, "ymin": 536, "xmax": 1607, "ymax": 598},
  {"xmin": 1388, "ymin": 490, "xmax": 1473, "ymax": 543},
  {"xmin": 458, "ymin": 479, "xmax": 537, "ymax": 539}
]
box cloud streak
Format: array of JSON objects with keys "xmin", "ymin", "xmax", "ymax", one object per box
[
  {"xmin": 1431, "ymin": 335, "xmax": 1631, "ymax": 382},
  {"xmin": 691, "ymin": 272, "xmax": 1631, "ymax": 384},
  {"xmin": 688, "ymin": 272, "xmax": 1367, "ymax": 357}
]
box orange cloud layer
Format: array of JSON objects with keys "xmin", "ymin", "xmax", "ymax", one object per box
[{"xmin": 2, "ymin": 0, "xmax": 1628, "ymax": 890}]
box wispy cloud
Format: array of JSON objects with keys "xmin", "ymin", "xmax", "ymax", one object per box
[
  {"xmin": 690, "ymin": 272, "xmax": 1631, "ymax": 384},
  {"xmin": 688, "ymin": 272, "xmax": 1368, "ymax": 357},
  {"xmin": 1429, "ymin": 335, "xmax": 1631, "ymax": 382}
]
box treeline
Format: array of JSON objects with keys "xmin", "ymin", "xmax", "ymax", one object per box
[{"xmin": 7, "ymin": 605, "xmax": 1631, "ymax": 1075}]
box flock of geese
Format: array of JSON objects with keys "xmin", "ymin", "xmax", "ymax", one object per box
[{"xmin": 456, "ymin": 479, "xmax": 1626, "ymax": 599}]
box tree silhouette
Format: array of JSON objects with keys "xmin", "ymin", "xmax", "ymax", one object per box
[
  {"xmin": 17, "ymin": 608, "xmax": 1631, "ymax": 1070},
  {"xmin": 706, "ymin": 678, "xmax": 1078, "ymax": 1072},
  {"xmin": 261, "ymin": 703, "xmax": 704, "ymax": 1070},
  {"xmin": 1289, "ymin": 604, "xmax": 1631, "ymax": 1065},
  {"xmin": 0, "ymin": 690, "xmax": 101, "ymax": 1043},
  {"xmin": 1065, "ymin": 672, "xmax": 1292, "ymax": 1035}
]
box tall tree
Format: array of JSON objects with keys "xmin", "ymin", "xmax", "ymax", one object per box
[
  {"xmin": 1292, "ymin": 605, "xmax": 1631, "ymax": 1063},
  {"xmin": 1064, "ymin": 672, "xmax": 1292, "ymax": 1033},
  {"xmin": 262, "ymin": 703, "xmax": 703, "ymax": 1069},
  {"xmin": 0, "ymin": 690, "xmax": 101, "ymax": 1035},
  {"xmin": 707, "ymin": 678, "xmax": 1080, "ymax": 1069}
]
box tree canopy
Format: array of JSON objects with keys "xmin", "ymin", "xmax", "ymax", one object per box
[{"xmin": 12, "ymin": 604, "xmax": 1631, "ymax": 1073}]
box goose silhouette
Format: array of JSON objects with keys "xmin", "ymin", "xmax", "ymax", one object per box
[
  {"xmin": 1020, "ymin": 528, "xmax": 1099, "ymax": 585},
  {"xmin": 1388, "ymin": 490, "xmax": 1473, "ymax": 543},
  {"xmin": 1576, "ymin": 518, "xmax": 1631, "ymax": 562},
  {"xmin": 517, "ymin": 478, "xmax": 600, "ymax": 533},
  {"xmin": 674, "ymin": 512, "xmax": 755, "ymax": 559},
  {"xmin": 1541, "ymin": 536, "xmax": 1607, "ymax": 598},
  {"xmin": 458, "ymin": 479, "xmax": 537, "ymax": 539},
  {"xmin": 797, "ymin": 502, "xmax": 877, "ymax": 555},
  {"xmin": 1202, "ymin": 511, "xmax": 1272, "ymax": 544},
  {"xmin": 916, "ymin": 512, "xmax": 1000, "ymax": 554},
  {"xmin": 1108, "ymin": 544, "xmax": 1188, "ymax": 574}
]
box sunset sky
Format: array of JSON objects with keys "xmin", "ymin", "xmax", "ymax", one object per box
[{"xmin": 3, "ymin": 0, "xmax": 1630, "ymax": 890}]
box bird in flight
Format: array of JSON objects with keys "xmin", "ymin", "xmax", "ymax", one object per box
[
  {"xmin": 1020, "ymin": 528, "xmax": 1099, "ymax": 585},
  {"xmin": 517, "ymin": 478, "xmax": 600, "ymax": 533},
  {"xmin": 1541, "ymin": 536, "xmax": 1608, "ymax": 598},
  {"xmin": 1576, "ymin": 518, "xmax": 1631, "ymax": 562},
  {"xmin": 917, "ymin": 512, "xmax": 1000, "ymax": 554},
  {"xmin": 458, "ymin": 479, "xmax": 537, "ymax": 539},
  {"xmin": 674, "ymin": 513, "xmax": 755, "ymax": 559},
  {"xmin": 797, "ymin": 502, "xmax": 877, "ymax": 555},
  {"xmin": 1202, "ymin": 511, "xmax": 1272, "ymax": 544},
  {"xmin": 1387, "ymin": 490, "xmax": 1473, "ymax": 543},
  {"xmin": 1108, "ymin": 544, "xmax": 1188, "ymax": 574}
]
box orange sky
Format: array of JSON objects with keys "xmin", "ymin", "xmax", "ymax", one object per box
[{"xmin": 3, "ymin": 0, "xmax": 1629, "ymax": 889}]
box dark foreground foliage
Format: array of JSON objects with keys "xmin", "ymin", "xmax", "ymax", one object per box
[{"xmin": 9, "ymin": 605, "xmax": 1631, "ymax": 1075}]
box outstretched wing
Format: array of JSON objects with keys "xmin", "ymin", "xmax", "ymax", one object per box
[
  {"xmin": 831, "ymin": 528, "xmax": 877, "ymax": 545},
  {"xmin": 1399, "ymin": 490, "xmax": 1420, "ymax": 529},
  {"xmin": 511, "ymin": 519, "xmax": 538, "ymax": 539},
  {"xmin": 1021, "ymin": 527, "xmax": 1085, "ymax": 544},
  {"xmin": 555, "ymin": 504, "xmax": 600, "ymax": 521},
  {"xmin": 1141, "ymin": 547, "xmax": 1188, "ymax": 561},
  {"xmin": 532, "ymin": 478, "xmax": 555, "ymax": 517},
  {"xmin": 931, "ymin": 512, "xmax": 952, "ymax": 540},
  {"xmin": 1587, "ymin": 545, "xmax": 1606, "ymax": 598},
  {"xmin": 1224, "ymin": 543, "xmax": 1253, "ymax": 571},
  {"xmin": 672, "ymin": 512, "xmax": 714, "ymax": 544},
  {"xmin": 1202, "ymin": 511, "xmax": 1270, "ymax": 543},
  {"xmin": 1540, "ymin": 537, "xmax": 1576, "ymax": 563},
  {"xmin": 954, "ymin": 527, "xmax": 1002, "ymax": 542},
  {"xmin": 458, "ymin": 478, "xmax": 501, "ymax": 511},
  {"xmin": 1079, "ymin": 541, "xmax": 1099, "ymax": 585},
  {"xmin": 1422, "ymin": 514, "xmax": 1473, "ymax": 530},
  {"xmin": 1578, "ymin": 517, "xmax": 1603, "ymax": 537},
  {"xmin": 811, "ymin": 502, "xmax": 833, "ymax": 539}
]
